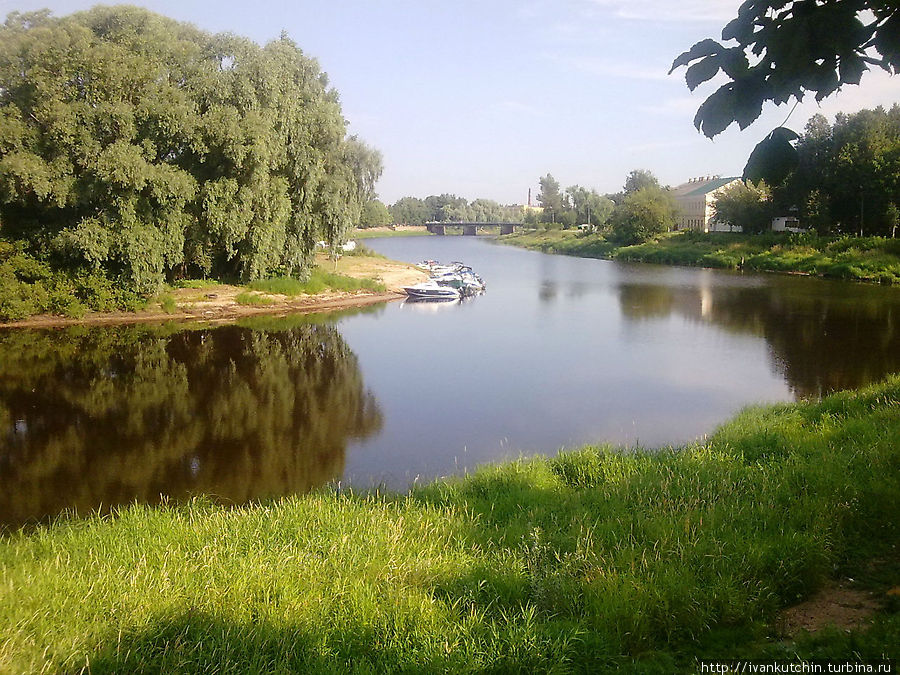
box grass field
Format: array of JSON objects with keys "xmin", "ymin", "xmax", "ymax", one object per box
[{"xmin": 2, "ymin": 376, "xmax": 898, "ymax": 672}]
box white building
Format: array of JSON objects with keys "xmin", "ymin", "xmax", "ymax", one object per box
[
  {"xmin": 772, "ymin": 216, "xmax": 804, "ymax": 233},
  {"xmin": 671, "ymin": 176, "xmax": 741, "ymax": 232}
]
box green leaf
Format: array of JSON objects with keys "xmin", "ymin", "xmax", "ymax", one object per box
[
  {"xmin": 720, "ymin": 48, "xmax": 750, "ymax": 78},
  {"xmin": 669, "ymin": 39, "xmax": 722, "ymax": 74},
  {"xmin": 694, "ymin": 84, "xmax": 736, "ymax": 137},
  {"xmin": 685, "ymin": 57, "xmax": 720, "ymax": 91},
  {"xmin": 722, "ymin": 14, "xmax": 754, "ymax": 42},
  {"xmin": 838, "ymin": 54, "xmax": 866, "ymax": 86},
  {"xmin": 743, "ymin": 127, "xmax": 799, "ymax": 184},
  {"xmin": 732, "ymin": 74, "xmax": 768, "ymax": 129}
]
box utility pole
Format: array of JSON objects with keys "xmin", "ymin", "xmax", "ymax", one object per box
[{"xmin": 860, "ymin": 187, "xmax": 865, "ymax": 237}]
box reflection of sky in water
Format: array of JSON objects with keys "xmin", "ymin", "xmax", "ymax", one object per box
[{"xmin": 340, "ymin": 236, "xmax": 900, "ymax": 489}]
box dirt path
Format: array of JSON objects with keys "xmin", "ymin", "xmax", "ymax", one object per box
[{"xmin": 0, "ymin": 255, "xmax": 428, "ymax": 330}]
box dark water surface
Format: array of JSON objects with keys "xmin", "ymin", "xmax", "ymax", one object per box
[{"xmin": 3, "ymin": 236, "xmax": 899, "ymax": 526}]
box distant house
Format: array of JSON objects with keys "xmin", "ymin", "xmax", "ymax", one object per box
[{"xmin": 671, "ymin": 176, "xmax": 741, "ymax": 232}]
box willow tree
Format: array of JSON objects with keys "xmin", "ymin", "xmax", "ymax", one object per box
[{"xmin": 0, "ymin": 7, "xmax": 379, "ymax": 292}]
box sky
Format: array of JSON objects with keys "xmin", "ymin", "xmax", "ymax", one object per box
[{"xmin": 4, "ymin": 0, "xmax": 900, "ymax": 205}]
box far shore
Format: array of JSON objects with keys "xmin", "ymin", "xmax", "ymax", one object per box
[{"xmin": 0, "ymin": 253, "xmax": 428, "ymax": 330}]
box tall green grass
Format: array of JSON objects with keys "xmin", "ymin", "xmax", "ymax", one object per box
[
  {"xmin": 1, "ymin": 377, "xmax": 898, "ymax": 672},
  {"xmin": 247, "ymin": 269, "xmax": 385, "ymax": 296}
]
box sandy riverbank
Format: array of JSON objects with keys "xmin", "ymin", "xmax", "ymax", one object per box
[{"xmin": 0, "ymin": 254, "xmax": 429, "ymax": 329}]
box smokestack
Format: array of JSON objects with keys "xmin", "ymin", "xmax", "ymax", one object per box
[{"xmin": 528, "ymin": 188, "xmax": 532, "ymax": 207}]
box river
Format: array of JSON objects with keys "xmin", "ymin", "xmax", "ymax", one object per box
[{"xmin": 2, "ymin": 236, "xmax": 898, "ymax": 526}]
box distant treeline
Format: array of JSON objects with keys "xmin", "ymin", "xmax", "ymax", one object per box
[
  {"xmin": 358, "ymin": 195, "xmax": 527, "ymax": 227},
  {"xmin": 0, "ymin": 7, "xmax": 381, "ymax": 302}
]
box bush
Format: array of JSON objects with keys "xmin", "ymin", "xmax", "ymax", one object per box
[{"xmin": 0, "ymin": 239, "xmax": 148, "ymax": 321}]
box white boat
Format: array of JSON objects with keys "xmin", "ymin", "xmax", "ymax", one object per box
[
  {"xmin": 401, "ymin": 281, "xmax": 461, "ymax": 300},
  {"xmin": 431, "ymin": 271, "xmax": 485, "ymax": 295}
]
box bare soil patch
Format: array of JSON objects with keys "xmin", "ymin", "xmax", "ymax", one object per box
[{"xmin": 779, "ymin": 583, "xmax": 882, "ymax": 636}]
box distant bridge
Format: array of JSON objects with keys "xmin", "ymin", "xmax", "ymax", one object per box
[{"xmin": 425, "ymin": 222, "xmax": 522, "ymax": 236}]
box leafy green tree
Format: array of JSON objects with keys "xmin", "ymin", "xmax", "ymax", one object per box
[
  {"xmin": 424, "ymin": 194, "xmax": 467, "ymax": 222},
  {"xmin": 712, "ymin": 181, "xmax": 774, "ymax": 234},
  {"xmin": 0, "ymin": 7, "xmax": 377, "ymax": 293},
  {"xmin": 609, "ymin": 186, "xmax": 677, "ymax": 244},
  {"xmin": 566, "ymin": 186, "xmax": 614, "ymax": 227},
  {"xmin": 537, "ymin": 173, "xmax": 564, "ymax": 223},
  {"xmin": 344, "ymin": 136, "xmax": 383, "ymax": 204},
  {"xmin": 389, "ymin": 197, "xmax": 429, "ymax": 225},
  {"xmin": 624, "ymin": 170, "xmax": 661, "ymax": 194},
  {"xmin": 671, "ymin": 1, "xmax": 900, "ymax": 184},
  {"xmin": 359, "ymin": 200, "xmax": 392, "ymax": 228}
]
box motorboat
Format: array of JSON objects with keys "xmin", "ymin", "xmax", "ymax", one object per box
[
  {"xmin": 406, "ymin": 260, "xmax": 486, "ymax": 300},
  {"xmin": 431, "ymin": 271, "xmax": 485, "ymax": 295},
  {"xmin": 401, "ymin": 281, "xmax": 461, "ymax": 300}
]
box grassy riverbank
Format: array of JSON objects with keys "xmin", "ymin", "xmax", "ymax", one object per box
[
  {"xmin": 0, "ymin": 246, "xmax": 424, "ymax": 326},
  {"xmin": 503, "ymin": 230, "xmax": 900, "ymax": 284},
  {"xmin": 2, "ymin": 377, "xmax": 898, "ymax": 672},
  {"xmin": 354, "ymin": 226, "xmax": 433, "ymax": 239}
]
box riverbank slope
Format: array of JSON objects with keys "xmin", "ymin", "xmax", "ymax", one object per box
[
  {"xmin": 502, "ymin": 230, "xmax": 900, "ymax": 284},
  {"xmin": 0, "ymin": 253, "xmax": 428, "ymax": 329},
  {"xmin": 2, "ymin": 376, "xmax": 898, "ymax": 672}
]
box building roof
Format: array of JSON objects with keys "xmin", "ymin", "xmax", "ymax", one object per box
[{"xmin": 672, "ymin": 176, "xmax": 740, "ymax": 197}]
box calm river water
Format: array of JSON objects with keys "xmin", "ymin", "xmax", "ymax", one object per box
[{"xmin": 2, "ymin": 236, "xmax": 899, "ymax": 526}]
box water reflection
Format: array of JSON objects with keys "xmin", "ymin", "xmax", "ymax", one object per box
[
  {"xmin": 614, "ymin": 270, "xmax": 900, "ymax": 397},
  {"xmin": 0, "ymin": 319, "xmax": 382, "ymax": 527}
]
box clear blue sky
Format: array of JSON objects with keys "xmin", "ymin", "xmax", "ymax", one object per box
[{"xmin": 4, "ymin": 0, "xmax": 900, "ymax": 204}]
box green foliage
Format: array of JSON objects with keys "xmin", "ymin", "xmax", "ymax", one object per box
[
  {"xmin": 782, "ymin": 106, "xmax": 900, "ymax": 236},
  {"xmin": 610, "ymin": 186, "xmax": 678, "ymax": 244},
  {"xmin": 0, "ymin": 239, "xmax": 144, "ymax": 320},
  {"xmin": 246, "ymin": 269, "xmax": 385, "ymax": 296},
  {"xmin": 358, "ymin": 199, "xmax": 392, "ymax": 227},
  {"xmin": 158, "ymin": 293, "xmax": 177, "ymax": 313},
  {"xmin": 388, "ymin": 195, "xmax": 524, "ymax": 225},
  {"xmin": 173, "ymin": 279, "xmax": 223, "ymax": 289},
  {"xmin": 1, "ymin": 374, "xmax": 898, "ymax": 671},
  {"xmin": 713, "ymin": 180, "xmax": 774, "ymax": 234},
  {"xmin": 744, "ymin": 127, "xmax": 800, "ymax": 184},
  {"xmin": 0, "ymin": 6, "xmax": 380, "ymax": 296},
  {"xmin": 537, "ymin": 173, "xmax": 563, "ymax": 223},
  {"xmin": 672, "ymin": 2, "xmax": 900, "ymax": 183},
  {"xmin": 623, "ymin": 169, "xmax": 661, "ymax": 194},
  {"xmin": 234, "ymin": 291, "xmax": 275, "ymax": 306},
  {"xmin": 672, "ymin": 2, "xmax": 898, "ymax": 137},
  {"xmin": 566, "ymin": 185, "xmax": 614, "ymax": 228},
  {"xmin": 389, "ymin": 196, "xmax": 430, "ymax": 225},
  {"xmin": 503, "ymin": 230, "xmax": 900, "ymax": 284}
]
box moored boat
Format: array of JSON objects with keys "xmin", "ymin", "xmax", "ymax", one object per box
[{"xmin": 401, "ymin": 281, "xmax": 461, "ymax": 300}]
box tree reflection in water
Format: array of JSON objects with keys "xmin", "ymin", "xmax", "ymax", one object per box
[
  {"xmin": 0, "ymin": 319, "xmax": 382, "ymax": 527},
  {"xmin": 616, "ymin": 272, "xmax": 900, "ymax": 398}
]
